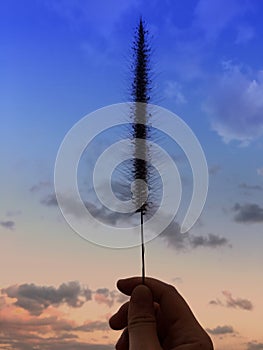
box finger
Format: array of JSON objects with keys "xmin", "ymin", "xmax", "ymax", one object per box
[
  {"xmin": 117, "ymin": 276, "xmax": 175, "ymax": 299},
  {"xmin": 109, "ymin": 302, "xmax": 129, "ymax": 330},
  {"xmin": 109, "ymin": 300, "xmax": 161, "ymax": 328},
  {"xmin": 116, "ymin": 328, "xmax": 129, "ymax": 350},
  {"xmin": 117, "ymin": 277, "xmax": 198, "ymax": 325},
  {"xmin": 128, "ymin": 284, "xmax": 162, "ymax": 350}
]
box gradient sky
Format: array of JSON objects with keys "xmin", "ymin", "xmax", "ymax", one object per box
[{"xmin": 1, "ymin": 1, "xmax": 263, "ymax": 349}]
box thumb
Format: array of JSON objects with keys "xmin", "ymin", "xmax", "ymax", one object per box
[{"xmin": 128, "ymin": 284, "xmax": 162, "ymax": 350}]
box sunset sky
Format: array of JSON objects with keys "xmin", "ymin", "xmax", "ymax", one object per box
[{"xmin": 1, "ymin": 0, "xmax": 263, "ymax": 349}]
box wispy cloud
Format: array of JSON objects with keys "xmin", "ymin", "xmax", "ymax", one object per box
[
  {"xmin": 172, "ymin": 277, "xmax": 183, "ymax": 284},
  {"xmin": 40, "ymin": 193, "xmax": 58, "ymax": 207},
  {"xmin": 44, "ymin": 0, "xmax": 139, "ymax": 37},
  {"xmin": 190, "ymin": 233, "xmax": 231, "ymax": 248},
  {"xmin": 6, "ymin": 210, "xmax": 21, "ymax": 217},
  {"xmin": 94, "ymin": 288, "xmax": 118, "ymax": 308},
  {"xmin": 206, "ymin": 325, "xmax": 235, "ymax": 335},
  {"xmin": 158, "ymin": 220, "xmax": 187, "ymax": 251},
  {"xmin": 163, "ymin": 81, "xmax": 187, "ymax": 104},
  {"xmin": 204, "ymin": 63, "xmax": 263, "ymax": 144},
  {"xmin": 74, "ymin": 321, "xmax": 109, "ymax": 332},
  {"xmin": 210, "ymin": 290, "xmax": 253, "ymax": 311},
  {"xmin": 193, "ymin": 0, "xmax": 251, "ymax": 41},
  {"xmin": 0, "ymin": 220, "xmax": 15, "ymax": 230},
  {"xmin": 30, "ymin": 181, "xmax": 53, "ymax": 193},
  {"xmin": 247, "ymin": 342, "xmax": 263, "ymax": 350},
  {"xmin": 238, "ymin": 183, "xmax": 263, "ymax": 191},
  {"xmin": 208, "ymin": 164, "xmax": 221, "ymax": 175},
  {"xmin": 1, "ymin": 314, "xmax": 76, "ymax": 334},
  {"xmin": 222, "ymin": 290, "xmax": 253, "ymax": 310},
  {"xmin": 40, "ymin": 192, "xmax": 134, "ymax": 226},
  {"xmin": 159, "ymin": 220, "xmax": 230, "ymax": 250},
  {"xmin": 93, "ymin": 289, "xmax": 128, "ymax": 308},
  {"xmin": 233, "ymin": 203, "xmax": 263, "ymax": 223},
  {"xmin": 0, "ymin": 336, "xmax": 113, "ymax": 350},
  {"xmin": 257, "ymin": 167, "xmax": 263, "ymax": 176},
  {"xmin": 0, "ymin": 304, "xmax": 111, "ymax": 349}
]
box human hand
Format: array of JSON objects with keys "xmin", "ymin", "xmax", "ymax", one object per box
[{"xmin": 109, "ymin": 277, "xmax": 214, "ymax": 350}]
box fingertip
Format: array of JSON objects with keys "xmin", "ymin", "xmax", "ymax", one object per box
[
  {"xmin": 131, "ymin": 284, "xmax": 152, "ymax": 303},
  {"xmin": 116, "ymin": 278, "xmax": 133, "ymax": 293},
  {"xmin": 109, "ymin": 302, "xmax": 129, "ymax": 330},
  {"xmin": 116, "ymin": 279, "xmax": 124, "ymax": 290},
  {"xmin": 117, "ymin": 277, "xmax": 142, "ymax": 293}
]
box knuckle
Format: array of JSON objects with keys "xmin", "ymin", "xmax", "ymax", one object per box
[{"xmin": 128, "ymin": 314, "xmax": 156, "ymax": 330}]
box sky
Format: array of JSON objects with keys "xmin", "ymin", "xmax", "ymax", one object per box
[{"xmin": 1, "ymin": 0, "xmax": 263, "ymax": 349}]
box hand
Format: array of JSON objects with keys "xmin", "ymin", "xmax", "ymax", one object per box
[{"xmin": 109, "ymin": 277, "xmax": 214, "ymax": 350}]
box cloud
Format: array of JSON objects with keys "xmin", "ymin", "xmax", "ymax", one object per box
[
  {"xmin": 208, "ymin": 164, "xmax": 221, "ymax": 175},
  {"xmin": 6, "ymin": 210, "xmax": 21, "ymax": 217},
  {"xmin": 172, "ymin": 277, "xmax": 183, "ymax": 284},
  {"xmin": 30, "ymin": 181, "xmax": 52, "ymax": 193},
  {"xmin": 0, "ymin": 220, "xmax": 15, "ymax": 230},
  {"xmin": 0, "ymin": 314, "xmax": 75, "ymax": 334},
  {"xmin": 204, "ymin": 63, "xmax": 263, "ymax": 144},
  {"xmin": 40, "ymin": 193, "xmax": 58, "ymax": 207},
  {"xmin": 40, "ymin": 191, "xmax": 133, "ymax": 226},
  {"xmin": 206, "ymin": 325, "xmax": 235, "ymax": 335},
  {"xmin": 159, "ymin": 220, "xmax": 230, "ymax": 250},
  {"xmin": 238, "ymin": 183, "xmax": 263, "ymax": 191},
  {"xmin": 44, "ymin": 0, "xmax": 139, "ymax": 38},
  {"xmin": 159, "ymin": 220, "xmax": 188, "ymax": 251},
  {"xmin": 210, "ymin": 290, "xmax": 253, "ymax": 311},
  {"xmin": 94, "ymin": 288, "xmax": 115, "ymax": 308},
  {"xmin": 42, "ymin": 192, "xmax": 231, "ymax": 252},
  {"xmin": 209, "ymin": 299, "xmax": 223, "ymax": 306},
  {"xmin": 190, "ymin": 233, "xmax": 230, "ymax": 248},
  {"xmin": 257, "ymin": 167, "xmax": 263, "ymax": 176},
  {"xmin": 93, "ymin": 289, "xmax": 128, "ymax": 308},
  {"xmin": 86, "ymin": 202, "xmax": 122, "ymax": 226},
  {"xmin": 0, "ymin": 299, "xmax": 112, "ymax": 348},
  {"xmin": 74, "ymin": 321, "xmax": 109, "ymax": 332},
  {"xmin": 0, "ymin": 278, "xmax": 126, "ymax": 350},
  {"xmin": 0, "ymin": 326, "xmax": 113, "ymax": 350},
  {"xmin": 2, "ymin": 281, "xmax": 92, "ymax": 316},
  {"xmin": 222, "ymin": 290, "xmax": 253, "ymax": 310},
  {"xmin": 163, "ymin": 81, "xmax": 187, "ymax": 104},
  {"xmin": 194, "ymin": 0, "xmax": 251, "ymax": 41},
  {"xmin": 0, "ymin": 295, "xmax": 6, "ymax": 308},
  {"xmin": 1, "ymin": 280, "xmax": 127, "ymax": 317},
  {"xmin": 247, "ymin": 342, "xmax": 263, "ymax": 350},
  {"xmin": 233, "ymin": 203, "xmax": 263, "ymax": 223}
]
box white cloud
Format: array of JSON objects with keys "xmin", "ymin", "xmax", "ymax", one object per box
[
  {"xmin": 163, "ymin": 81, "xmax": 187, "ymax": 104},
  {"xmin": 204, "ymin": 63, "xmax": 263, "ymax": 144},
  {"xmin": 257, "ymin": 167, "xmax": 263, "ymax": 176}
]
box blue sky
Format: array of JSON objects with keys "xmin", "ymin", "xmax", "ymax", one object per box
[{"xmin": 1, "ymin": 1, "xmax": 263, "ymax": 349}]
